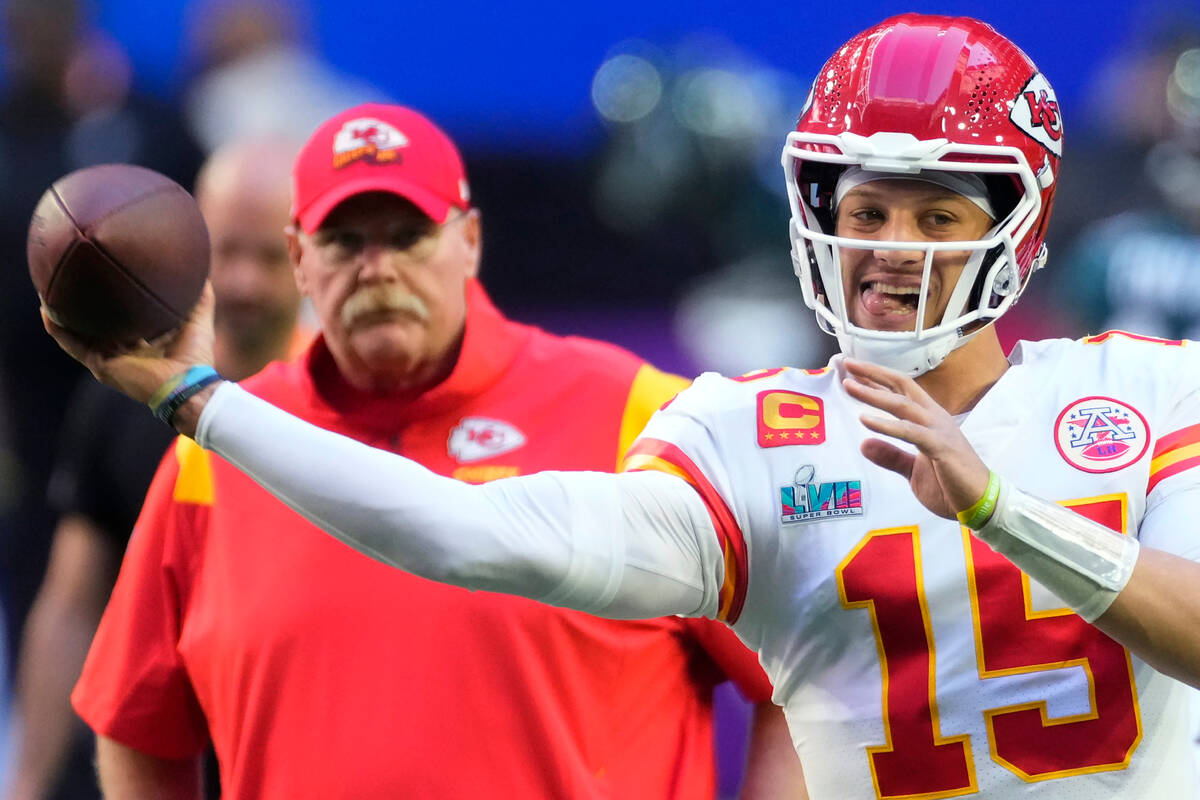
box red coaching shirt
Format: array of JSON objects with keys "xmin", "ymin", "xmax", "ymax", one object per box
[{"xmin": 73, "ymin": 280, "xmax": 771, "ymax": 799}]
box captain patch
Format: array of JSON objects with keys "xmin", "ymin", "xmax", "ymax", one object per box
[{"xmin": 758, "ymin": 390, "xmax": 826, "ymax": 447}]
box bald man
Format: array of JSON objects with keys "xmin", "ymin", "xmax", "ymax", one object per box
[
  {"xmin": 196, "ymin": 140, "xmax": 306, "ymax": 382},
  {"xmin": 4, "ymin": 140, "xmax": 307, "ymax": 800}
]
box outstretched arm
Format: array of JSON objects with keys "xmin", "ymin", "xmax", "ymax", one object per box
[
  {"xmin": 842, "ymin": 358, "xmax": 1200, "ymax": 688},
  {"xmin": 41, "ymin": 289, "xmax": 724, "ymax": 622},
  {"xmin": 196, "ymin": 382, "xmax": 721, "ymax": 619}
]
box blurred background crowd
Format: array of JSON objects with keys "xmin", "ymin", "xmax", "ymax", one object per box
[{"xmin": 0, "ymin": 0, "xmax": 1195, "ymax": 797}]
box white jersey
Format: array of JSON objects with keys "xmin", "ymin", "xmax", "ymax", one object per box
[{"xmin": 628, "ymin": 332, "xmax": 1200, "ymax": 799}]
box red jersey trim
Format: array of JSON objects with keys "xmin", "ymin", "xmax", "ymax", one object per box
[
  {"xmin": 1083, "ymin": 330, "xmax": 1185, "ymax": 347},
  {"xmin": 1148, "ymin": 422, "xmax": 1200, "ymax": 494},
  {"xmin": 622, "ymin": 438, "xmax": 748, "ymax": 623}
]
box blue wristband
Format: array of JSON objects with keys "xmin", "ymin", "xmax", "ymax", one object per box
[{"xmin": 148, "ymin": 365, "xmax": 222, "ymax": 426}]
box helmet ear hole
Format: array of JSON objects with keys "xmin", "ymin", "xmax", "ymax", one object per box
[
  {"xmin": 993, "ymin": 260, "xmax": 1018, "ymax": 297},
  {"xmin": 805, "ymin": 240, "xmax": 827, "ymax": 300},
  {"xmin": 982, "ymin": 173, "xmax": 1021, "ymax": 224},
  {"xmin": 966, "ymin": 174, "xmax": 1022, "ymax": 310},
  {"xmin": 965, "ymin": 245, "xmax": 1016, "ymax": 315},
  {"xmin": 798, "ymin": 161, "xmax": 845, "ymax": 233}
]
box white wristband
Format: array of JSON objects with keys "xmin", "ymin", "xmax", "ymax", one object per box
[{"xmin": 973, "ymin": 479, "xmax": 1140, "ymax": 622}]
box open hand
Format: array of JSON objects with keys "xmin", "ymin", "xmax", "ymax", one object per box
[
  {"xmin": 842, "ymin": 358, "xmax": 990, "ymax": 520},
  {"xmin": 42, "ymin": 282, "xmax": 217, "ymax": 405}
]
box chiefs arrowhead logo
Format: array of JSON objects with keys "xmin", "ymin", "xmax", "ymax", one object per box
[
  {"xmin": 331, "ymin": 117, "xmax": 409, "ymax": 169},
  {"xmin": 448, "ymin": 417, "xmax": 526, "ymax": 463},
  {"xmin": 1009, "ymin": 72, "xmax": 1063, "ymax": 157}
]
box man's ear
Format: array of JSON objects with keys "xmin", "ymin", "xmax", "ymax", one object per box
[
  {"xmin": 285, "ymin": 224, "xmax": 309, "ymax": 295},
  {"xmin": 461, "ymin": 209, "xmax": 482, "ymax": 279}
]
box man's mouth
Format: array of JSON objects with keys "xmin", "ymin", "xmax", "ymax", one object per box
[
  {"xmin": 342, "ymin": 288, "xmax": 429, "ymax": 329},
  {"xmin": 860, "ymin": 281, "xmax": 921, "ymax": 317}
]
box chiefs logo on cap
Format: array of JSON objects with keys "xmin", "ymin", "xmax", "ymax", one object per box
[
  {"xmin": 757, "ymin": 390, "xmax": 825, "ymax": 447},
  {"xmin": 332, "ymin": 118, "xmax": 409, "ymax": 169}
]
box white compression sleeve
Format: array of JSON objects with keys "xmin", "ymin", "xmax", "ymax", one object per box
[
  {"xmin": 973, "ymin": 479, "xmax": 1141, "ymax": 622},
  {"xmin": 195, "ymin": 382, "xmax": 724, "ymax": 619}
]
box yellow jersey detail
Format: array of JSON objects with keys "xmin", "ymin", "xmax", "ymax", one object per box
[
  {"xmin": 173, "ymin": 437, "xmax": 215, "ymax": 505},
  {"xmin": 617, "ymin": 364, "xmax": 690, "ymax": 470},
  {"xmin": 452, "ymin": 465, "xmax": 520, "ymax": 483}
]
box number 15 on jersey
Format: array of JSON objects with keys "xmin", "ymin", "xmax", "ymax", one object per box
[{"xmin": 835, "ymin": 495, "xmax": 1140, "ymax": 799}]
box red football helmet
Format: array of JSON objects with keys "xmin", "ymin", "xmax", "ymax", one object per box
[{"xmin": 782, "ymin": 14, "xmax": 1062, "ymax": 375}]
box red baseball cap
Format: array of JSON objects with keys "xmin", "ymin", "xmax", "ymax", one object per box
[{"xmin": 292, "ymin": 103, "xmax": 470, "ymax": 233}]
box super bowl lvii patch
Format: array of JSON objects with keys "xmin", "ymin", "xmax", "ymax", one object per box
[{"xmin": 781, "ymin": 464, "xmax": 863, "ymax": 524}]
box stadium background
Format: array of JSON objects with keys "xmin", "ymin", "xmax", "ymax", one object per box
[
  {"xmin": 2, "ymin": 0, "xmax": 1197, "ymax": 796},
  {"xmin": 59, "ymin": 0, "xmax": 1200, "ymax": 375}
]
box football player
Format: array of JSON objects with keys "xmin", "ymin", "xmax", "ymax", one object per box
[{"xmin": 47, "ymin": 14, "xmax": 1200, "ymax": 799}]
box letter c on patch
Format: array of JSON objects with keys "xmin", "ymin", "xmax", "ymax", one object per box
[{"xmin": 762, "ymin": 392, "xmax": 821, "ymax": 430}]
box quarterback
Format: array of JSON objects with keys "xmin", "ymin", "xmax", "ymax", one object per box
[{"xmin": 47, "ymin": 14, "xmax": 1200, "ymax": 799}]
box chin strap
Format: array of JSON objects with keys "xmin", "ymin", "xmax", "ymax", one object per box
[
  {"xmin": 836, "ymin": 325, "xmax": 977, "ymax": 377},
  {"xmin": 965, "ymin": 475, "xmax": 1141, "ymax": 623}
]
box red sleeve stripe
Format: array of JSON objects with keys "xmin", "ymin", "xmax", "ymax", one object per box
[
  {"xmin": 1147, "ymin": 423, "xmax": 1200, "ymax": 494},
  {"xmin": 1147, "ymin": 455, "xmax": 1200, "ymax": 495},
  {"xmin": 622, "ymin": 438, "xmax": 749, "ymax": 623},
  {"xmin": 1151, "ymin": 422, "xmax": 1200, "ymax": 459}
]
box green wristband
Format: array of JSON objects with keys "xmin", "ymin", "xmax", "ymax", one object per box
[
  {"xmin": 148, "ymin": 365, "xmax": 221, "ymax": 426},
  {"xmin": 957, "ymin": 471, "xmax": 1002, "ymax": 530}
]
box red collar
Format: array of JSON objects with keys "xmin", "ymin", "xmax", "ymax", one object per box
[{"xmin": 296, "ymin": 279, "xmax": 530, "ymax": 432}]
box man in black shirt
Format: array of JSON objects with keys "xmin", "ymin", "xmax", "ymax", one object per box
[{"xmin": 5, "ymin": 139, "xmax": 303, "ymax": 800}]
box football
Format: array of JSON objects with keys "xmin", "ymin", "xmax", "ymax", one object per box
[{"xmin": 27, "ymin": 163, "xmax": 210, "ymax": 346}]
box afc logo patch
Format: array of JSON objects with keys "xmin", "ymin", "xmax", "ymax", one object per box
[
  {"xmin": 757, "ymin": 390, "xmax": 825, "ymax": 447},
  {"xmin": 1054, "ymin": 397, "xmax": 1150, "ymax": 473},
  {"xmin": 780, "ymin": 465, "xmax": 863, "ymax": 524}
]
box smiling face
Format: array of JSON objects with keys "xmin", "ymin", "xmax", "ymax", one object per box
[
  {"xmin": 834, "ymin": 179, "xmax": 994, "ymax": 333},
  {"xmin": 288, "ymin": 191, "xmax": 481, "ymax": 394}
]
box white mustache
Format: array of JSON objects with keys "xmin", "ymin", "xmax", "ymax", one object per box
[{"xmin": 341, "ymin": 286, "xmax": 429, "ymax": 328}]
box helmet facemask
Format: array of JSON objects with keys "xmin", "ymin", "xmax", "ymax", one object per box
[
  {"xmin": 779, "ymin": 14, "xmax": 1062, "ymax": 376},
  {"xmin": 782, "ymin": 130, "xmax": 1047, "ymax": 376}
]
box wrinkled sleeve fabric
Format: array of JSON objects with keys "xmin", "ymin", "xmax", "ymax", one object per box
[
  {"xmin": 618, "ymin": 364, "xmax": 771, "ymax": 694},
  {"xmin": 196, "ymin": 382, "xmax": 725, "ymax": 620},
  {"xmin": 622, "ymin": 372, "xmax": 753, "ymax": 624}
]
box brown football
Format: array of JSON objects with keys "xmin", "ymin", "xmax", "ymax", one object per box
[{"xmin": 27, "ymin": 163, "xmax": 210, "ymax": 346}]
